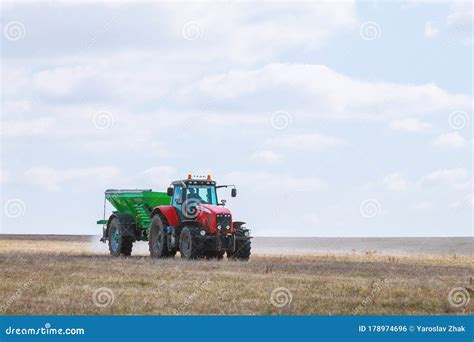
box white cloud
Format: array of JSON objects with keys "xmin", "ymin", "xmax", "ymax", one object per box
[
  {"xmin": 190, "ymin": 63, "xmax": 471, "ymax": 120},
  {"xmin": 383, "ymin": 173, "xmax": 409, "ymax": 192},
  {"xmin": 251, "ymin": 150, "xmax": 282, "ymax": 164},
  {"xmin": 433, "ymin": 131, "xmax": 467, "ymax": 149},
  {"xmin": 24, "ymin": 166, "xmax": 120, "ymax": 191},
  {"xmin": 424, "ymin": 21, "xmax": 439, "ymax": 38},
  {"xmin": 33, "ymin": 65, "xmax": 98, "ymax": 97},
  {"xmin": 137, "ymin": 166, "xmax": 179, "ymax": 188},
  {"xmin": 419, "ymin": 168, "xmax": 469, "ymax": 189},
  {"xmin": 447, "ymin": 2, "xmax": 473, "ymax": 26},
  {"xmin": 1, "ymin": 117, "xmax": 56, "ymax": 138},
  {"xmin": 160, "ymin": 2, "xmax": 357, "ymax": 64},
  {"xmin": 266, "ymin": 133, "xmax": 343, "ymax": 151},
  {"xmin": 223, "ymin": 171, "xmax": 326, "ymax": 192},
  {"xmin": 3, "ymin": 100, "xmax": 31, "ymax": 116},
  {"xmin": 4, "ymin": 2, "xmax": 357, "ymax": 64},
  {"xmin": 450, "ymin": 193, "xmax": 474, "ymax": 209},
  {"xmin": 199, "ymin": 113, "xmax": 266, "ymax": 126},
  {"xmin": 426, "ymin": 2, "xmax": 474, "ymax": 45},
  {"xmin": 389, "ymin": 118, "xmax": 432, "ymax": 132}
]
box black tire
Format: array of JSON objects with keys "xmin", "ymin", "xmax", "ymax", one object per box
[
  {"xmin": 149, "ymin": 215, "xmax": 175, "ymax": 258},
  {"xmin": 179, "ymin": 227, "xmax": 204, "ymax": 260},
  {"xmin": 108, "ymin": 217, "xmax": 133, "ymax": 257},
  {"xmin": 227, "ymin": 230, "xmax": 251, "ymax": 261}
]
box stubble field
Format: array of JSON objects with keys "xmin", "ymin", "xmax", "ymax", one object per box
[{"xmin": 0, "ymin": 235, "xmax": 472, "ymax": 315}]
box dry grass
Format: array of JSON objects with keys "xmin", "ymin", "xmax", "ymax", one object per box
[{"xmin": 0, "ymin": 236, "xmax": 473, "ymax": 315}]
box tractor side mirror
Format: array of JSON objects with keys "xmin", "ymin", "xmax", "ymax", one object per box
[
  {"xmin": 231, "ymin": 188, "xmax": 237, "ymax": 197},
  {"xmin": 167, "ymin": 187, "xmax": 174, "ymax": 196}
]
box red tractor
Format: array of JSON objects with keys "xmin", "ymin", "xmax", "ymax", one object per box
[{"xmin": 99, "ymin": 175, "xmax": 252, "ymax": 260}]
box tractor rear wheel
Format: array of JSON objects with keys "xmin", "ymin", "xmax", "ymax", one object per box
[
  {"xmin": 227, "ymin": 230, "xmax": 251, "ymax": 261},
  {"xmin": 108, "ymin": 217, "xmax": 133, "ymax": 257},
  {"xmin": 149, "ymin": 215, "xmax": 175, "ymax": 258},
  {"xmin": 179, "ymin": 227, "xmax": 204, "ymax": 260}
]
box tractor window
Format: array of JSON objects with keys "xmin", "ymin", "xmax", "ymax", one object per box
[
  {"xmin": 186, "ymin": 186, "xmax": 217, "ymax": 205},
  {"xmin": 173, "ymin": 185, "xmax": 183, "ymax": 205}
]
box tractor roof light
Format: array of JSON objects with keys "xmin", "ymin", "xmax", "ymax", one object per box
[
  {"xmin": 188, "ymin": 174, "xmax": 192, "ymax": 179},
  {"xmin": 207, "ymin": 175, "xmax": 212, "ymax": 180}
]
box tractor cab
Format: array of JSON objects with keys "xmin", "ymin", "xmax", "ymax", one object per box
[{"xmin": 166, "ymin": 175, "xmax": 236, "ymax": 220}]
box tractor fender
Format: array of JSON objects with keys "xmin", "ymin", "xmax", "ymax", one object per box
[
  {"xmin": 106, "ymin": 213, "xmax": 136, "ymax": 239},
  {"xmin": 151, "ymin": 205, "xmax": 179, "ymax": 226},
  {"xmin": 233, "ymin": 221, "xmax": 246, "ymax": 230}
]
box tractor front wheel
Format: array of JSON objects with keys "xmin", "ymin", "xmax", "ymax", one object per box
[
  {"xmin": 179, "ymin": 227, "xmax": 204, "ymax": 260},
  {"xmin": 227, "ymin": 230, "xmax": 251, "ymax": 261},
  {"xmin": 149, "ymin": 215, "xmax": 175, "ymax": 258},
  {"xmin": 108, "ymin": 217, "xmax": 133, "ymax": 257}
]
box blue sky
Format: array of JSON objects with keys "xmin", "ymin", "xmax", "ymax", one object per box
[{"xmin": 1, "ymin": 0, "xmax": 472, "ymax": 237}]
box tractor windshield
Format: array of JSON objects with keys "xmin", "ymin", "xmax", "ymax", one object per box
[{"xmin": 186, "ymin": 185, "xmax": 218, "ymax": 205}]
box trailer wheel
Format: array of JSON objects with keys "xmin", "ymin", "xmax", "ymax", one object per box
[
  {"xmin": 149, "ymin": 215, "xmax": 174, "ymax": 258},
  {"xmin": 179, "ymin": 227, "xmax": 203, "ymax": 260},
  {"xmin": 108, "ymin": 217, "xmax": 133, "ymax": 257},
  {"xmin": 227, "ymin": 230, "xmax": 251, "ymax": 261}
]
